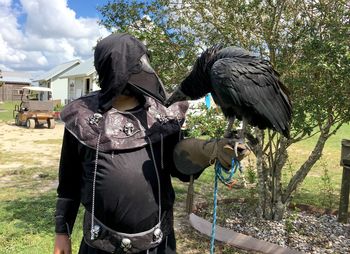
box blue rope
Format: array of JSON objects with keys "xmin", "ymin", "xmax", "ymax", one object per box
[
  {"xmin": 210, "ymin": 158, "xmax": 241, "ymax": 254},
  {"xmin": 210, "ymin": 164, "xmax": 219, "ymax": 254}
]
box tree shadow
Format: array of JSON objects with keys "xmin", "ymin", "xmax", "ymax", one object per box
[{"xmin": 1, "ymin": 191, "xmax": 57, "ymax": 234}]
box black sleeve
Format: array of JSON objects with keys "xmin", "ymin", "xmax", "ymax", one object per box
[
  {"xmin": 54, "ymin": 129, "xmax": 82, "ymax": 236},
  {"xmin": 164, "ymin": 132, "xmax": 203, "ymax": 182}
]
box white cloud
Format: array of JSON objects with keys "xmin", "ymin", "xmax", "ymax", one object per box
[
  {"xmin": 0, "ymin": 0, "xmax": 11, "ymax": 6},
  {"xmin": 22, "ymin": 0, "xmax": 100, "ymax": 38},
  {"xmin": 0, "ymin": 0, "xmax": 109, "ymax": 74},
  {"xmin": 0, "ymin": 1, "xmax": 23, "ymax": 47},
  {"xmin": 0, "ymin": 34, "xmax": 27, "ymax": 63}
]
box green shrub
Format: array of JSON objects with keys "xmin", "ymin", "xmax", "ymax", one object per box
[
  {"xmin": 53, "ymin": 104, "xmax": 64, "ymax": 112},
  {"xmin": 245, "ymin": 158, "xmax": 257, "ymax": 184},
  {"xmin": 184, "ymin": 104, "xmax": 228, "ymax": 138},
  {"xmin": 319, "ymin": 160, "xmax": 336, "ymax": 209}
]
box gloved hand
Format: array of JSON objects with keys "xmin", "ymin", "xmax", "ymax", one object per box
[{"xmin": 173, "ymin": 137, "xmax": 250, "ymax": 175}]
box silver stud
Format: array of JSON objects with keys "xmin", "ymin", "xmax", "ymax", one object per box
[
  {"xmin": 90, "ymin": 224, "xmax": 100, "ymax": 240},
  {"xmin": 121, "ymin": 238, "xmax": 132, "ymax": 251},
  {"xmin": 155, "ymin": 114, "xmax": 168, "ymax": 124},
  {"xmin": 88, "ymin": 113, "xmax": 103, "ymax": 125},
  {"xmin": 123, "ymin": 122, "xmax": 134, "ymax": 136},
  {"xmin": 153, "ymin": 228, "xmax": 163, "ymax": 243}
]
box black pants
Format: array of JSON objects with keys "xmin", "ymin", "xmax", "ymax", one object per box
[{"xmin": 78, "ymin": 231, "xmax": 176, "ymax": 254}]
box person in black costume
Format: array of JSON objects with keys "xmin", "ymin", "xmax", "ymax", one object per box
[{"xmin": 53, "ymin": 33, "xmax": 249, "ymax": 254}]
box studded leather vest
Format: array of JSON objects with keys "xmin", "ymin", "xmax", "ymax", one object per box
[{"xmin": 60, "ymin": 92, "xmax": 188, "ymax": 151}]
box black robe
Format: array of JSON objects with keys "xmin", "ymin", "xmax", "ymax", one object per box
[{"xmin": 54, "ymin": 93, "xmax": 196, "ymax": 253}]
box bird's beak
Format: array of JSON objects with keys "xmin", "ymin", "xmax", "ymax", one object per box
[{"xmin": 164, "ymin": 87, "xmax": 189, "ymax": 107}]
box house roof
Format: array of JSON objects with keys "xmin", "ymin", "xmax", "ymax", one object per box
[
  {"xmin": 33, "ymin": 59, "xmax": 80, "ymax": 82},
  {"xmin": 60, "ymin": 57, "xmax": 95, "ymax": 78},
  {"xmin": 0, "ymin": 71, "xmax": 32, "ymax": 84}
]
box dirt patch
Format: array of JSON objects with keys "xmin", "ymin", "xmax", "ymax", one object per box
[{"xmin": 0, "ymin": 121, "xmax": 64, "ymax": 171}]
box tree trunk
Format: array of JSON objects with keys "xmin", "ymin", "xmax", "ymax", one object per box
[
  {"xmin": 256, "ymin": 125, "xmax": 332, "ymax": 221},
  {"xmin": 255, "ymin": 129, "xmax": 273, "ymax": 219},
  {"xmin": 271, "ymin": 138, "xmax": 289, "ymax": 220},
  {"xmin": 282, "ymin": 124, "xmax": 331, "ymax": 204},
  {"xmin": 257, "ymin": 133, "xmax": 290, "ymax": 220}
]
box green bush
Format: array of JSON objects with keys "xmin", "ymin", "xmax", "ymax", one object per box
[
  {"xmin": 184, "ymin": 104, "xmax": 228, "ymax": 138},
  {"xmin": 53, "ymin": 104, "xmax": 64, "ymax": 112}
]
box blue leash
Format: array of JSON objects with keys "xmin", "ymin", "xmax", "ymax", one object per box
[{"xmin": 210, "ymin": 158, "xmax": 241, "ymax": 254}]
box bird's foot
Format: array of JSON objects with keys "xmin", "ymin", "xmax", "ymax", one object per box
[{"xmin": 224, "ymin": 129, "xmax": 238, "ymax": 139}]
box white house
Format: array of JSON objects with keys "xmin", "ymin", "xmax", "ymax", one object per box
[
  {"xmin": 59, "ymin": 57, "xmax": 100, "ymax": 103},
  {"xmin": 34, "ymin": 60, "xmax": 80, "ymax": 105}
]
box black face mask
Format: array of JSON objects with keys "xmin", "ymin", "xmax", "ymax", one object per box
[
  {"xmin": 127, "ymin": 54, "xmax": 168, "ymax": 104},
  {"xmin": 95, "ymin": 34, "xmax": 169, "ymax": 113}
]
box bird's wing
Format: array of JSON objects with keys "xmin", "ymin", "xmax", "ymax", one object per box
[{"xmin": 210, "ymin": 58, "xmax": 292, "ymax": 137}]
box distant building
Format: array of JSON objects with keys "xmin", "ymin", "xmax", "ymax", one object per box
[
  {"xmin": 59, "ymin": 57, "xmax": 100, "ymax": 104},
  {"xmin": 0, "ymin": 71, "xmax": 32, "ymax": 101},
  {"xmin": 33, "ymin": 60, "xmax": 80, "ymax": 105}
]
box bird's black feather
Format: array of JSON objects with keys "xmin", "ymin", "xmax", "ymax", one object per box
[
  {"xmin": 211, "ymin": 57, "xmax": 291, "ymax": 137},
  {"xmin": 179, "ymin": 44, "xmax": 225, "ymax": 99},
  {"xmin": 166, "ymin": 45, "xmax": 292, "ymax": 138}
]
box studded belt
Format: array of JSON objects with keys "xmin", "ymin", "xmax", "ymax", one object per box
[{"xmin": 83, "ymin": 209, "xmax": 173, "ymax": 253}]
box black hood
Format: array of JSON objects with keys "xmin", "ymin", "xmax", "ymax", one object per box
[{"xmin": 94, "ymin": 33, "xmax": 147, "ymax": 113}]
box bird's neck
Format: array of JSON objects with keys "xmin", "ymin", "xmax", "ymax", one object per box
[
  {"xmin": 180, "ymin": 52, "xmax": 214, "ymax": 98},
  {"xmin": 181, "ymin": 45, "xmax": 224, "ymax": 99},
  {"xmin": 180, "ymin": 71, "xmax": 211, "ymax": 99}
]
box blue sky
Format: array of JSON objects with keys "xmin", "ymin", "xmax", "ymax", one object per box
[
  {"xmin": 66, "ymin": 0, "xmax": 107, "ymax": 18},
  {"xmin": 0, "ymin": 0, "xmax": 113, "ymax": 75}
]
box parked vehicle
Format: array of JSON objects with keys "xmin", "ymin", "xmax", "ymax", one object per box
[{"xmin": 13, "ymin": 86, "xmax": 55, "ymax": 129}]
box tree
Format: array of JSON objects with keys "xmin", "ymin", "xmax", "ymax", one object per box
[
  {"xmin": 98, "ymin": 0, "xmax": 350, "ymax": 220},
  {"xmin": 98, "ymin": 0, "xmax": 198, "ymax": 87}
]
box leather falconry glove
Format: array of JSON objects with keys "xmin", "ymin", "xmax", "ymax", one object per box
[{"xmin": 173, "ymin": 137, "xmax": 250, "ymax": 175}]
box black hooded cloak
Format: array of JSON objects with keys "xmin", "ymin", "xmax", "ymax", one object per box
[
  {"xmin": 95, "ymin": 33, "xmax": 147, "ymax": 113},
  {"xmin": 54, "ymin": 33, "xmax": 193, "ymax": 253}
]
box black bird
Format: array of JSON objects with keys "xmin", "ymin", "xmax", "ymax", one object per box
[{"xmin": 165, "ymin": 45, "xmax": 292, "ymax": 139}]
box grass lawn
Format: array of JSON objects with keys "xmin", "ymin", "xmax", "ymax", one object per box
[
  {"xmin": 286, "ymin": 123, "xmax": 350, "ymax": 209},
  {"xmin": 0, "ymin": 164, "xmax": 84, "ymax": 253},
  {"xmin": 0, "ymin": 101, "xmax": 19, "ymax": 122}
]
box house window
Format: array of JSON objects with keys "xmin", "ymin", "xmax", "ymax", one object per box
[
  {"xmin": 85, "ymin": 78, "xmax": 90, "ymax": 95},
  {"xmin": 69, "ymin": 82, "xmax": 75, "ymax": 99}
]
